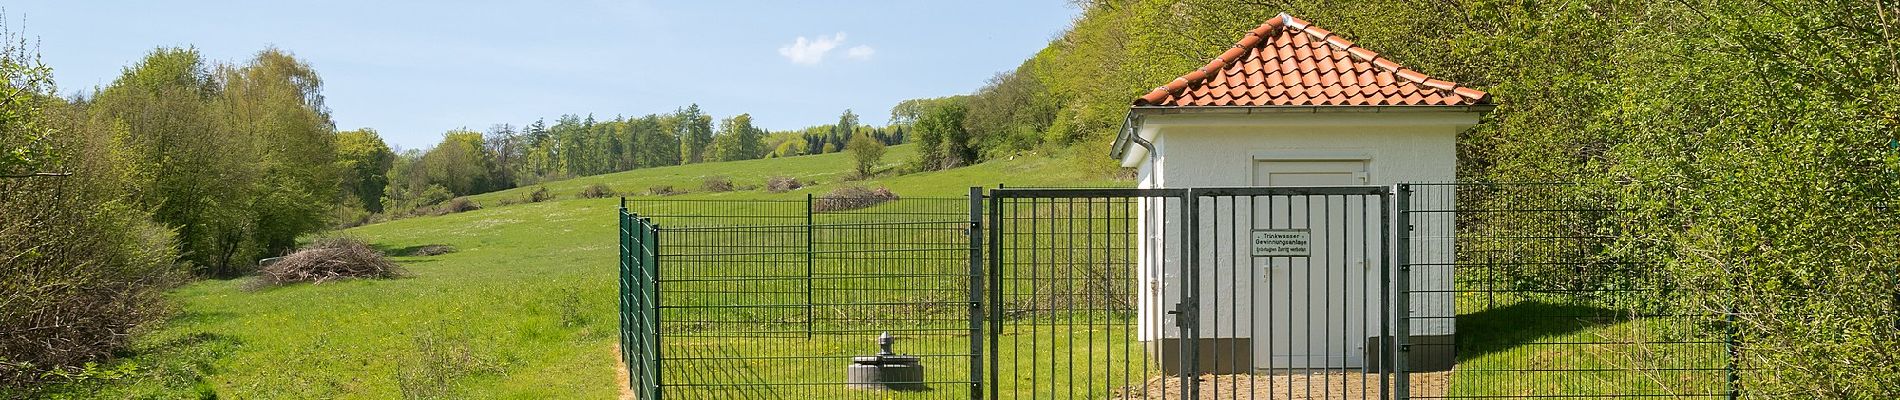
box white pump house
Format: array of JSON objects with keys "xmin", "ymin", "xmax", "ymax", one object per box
[{"xmin": 1115, "ymin": 13, "xmax": 1491, "ymax": 372}]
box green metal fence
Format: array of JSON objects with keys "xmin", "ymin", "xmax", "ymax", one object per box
[
  {"xmin": 616, "ymin": 184, "xmax": 1749, "ymax": 399},
  {"xmin": 619, "ymin": 200, "xmax": 660, "ymax": 399},
  {"xmin": 619, "ymin": 194, "xmax": 980, "ymax": 399}
]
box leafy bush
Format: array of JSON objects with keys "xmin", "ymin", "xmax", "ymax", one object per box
[
  {"xmin": 440, "ymin": 197, "xmax": 479, "ymax": 214},
  {"xmin": 764, "ymin": 176, "xmax": 802, "ymax": 193},
  {"xmin": 700, "ymin": 176, "xmax": 733, "ymax": 192},
  {"xmin": 1, "ymin": 43, "xmax": 185, "ymax": 392},
  {"xmin": 249, "ymin": 237, "xmax": 405, "ymax": 289},
  {"xmin": 528, "ymin": 186, "xmax": 552, "ymax": 203},
  {"xmin": 647, "ymin": 185, "xmax": 682, "ymax": 196},
  {"xmin": 812, "ymin": 186, "xmax": 899, "ymax": 212},
  {"xmin": 413, "ymin": 185, "xmax": 455, "ymax": 208},
  {"xmin": 846, "ymin": 133, "xmax": 886, "ymax": 178},
  {"xmin": 577, "ymin": 183, "xmax": 615, "ymax": 199}
]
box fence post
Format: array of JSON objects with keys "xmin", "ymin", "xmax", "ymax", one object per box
[
  {"xmin": 1393, "ymin": 184, "xmax": 1413, "ymax": 400},
  {"xmin": 1378, "ymin": 189, "xmax": 1392, "ymax": 400},
  {"xmin": 617, "ymin": 200, "xmax": 631, "ymax": 391},
  {"xmin": 1180, "ymin": 189, "xmax": 1201, "ymax": 397},
  {"xmin": 649, "ymin": 220, "xmax": 663, "ymax": 400},
  {"xmin": 987, "ymin": 190, "xmax": 1004, "ymax": 400},
  {"xmin": 806, "ymin": 193, "xmax": 816, "ymax": 339},
  {"xmin": 967, "ymin": 187, "xmax": 986, "ymax": 399}
]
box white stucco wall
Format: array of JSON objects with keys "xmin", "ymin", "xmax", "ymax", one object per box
[{"xmin": 1130, "ymin": 110, "xmax": 1475, "ymax": 365}]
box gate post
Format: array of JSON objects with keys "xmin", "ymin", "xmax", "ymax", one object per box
[
  {"xmin": 1393, "ymin": 184, "xmax": 1413, "ymax": 400},
  {"xmin": 986, "ymin": 190, "xmax": 1003, "ymax": 400},
  {"xmin": 1180, "ymin": 189, "xmax": 1201, "ymax": 397},
  {"xmin": 805, "ymin": 193, "xmax": 816, "ymax": 339},
  {"xmin": 968, "ymin": 187, "xmax": 986, "ymax": 399}
]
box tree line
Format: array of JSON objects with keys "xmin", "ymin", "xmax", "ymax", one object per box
[
  {"xmin": 0, "ymin": 36, "xmax": 906, "ymax": 392},
  {"xmin": 2, "ymin": 40, "xmax": 339, "ymax": 390},
  {"xmin": 378, "ymin": 108, "xmax": 906, "ymax": 213}
]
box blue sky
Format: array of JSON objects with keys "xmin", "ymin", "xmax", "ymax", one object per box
[{"xmin": 6, "ymin": 1, "xmax": 1079, "ymax": 150}]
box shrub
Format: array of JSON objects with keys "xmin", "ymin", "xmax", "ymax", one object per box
[
  {"xmin": 701, "ymin": 176, "xmax": 734, "ymax": 192},
  {"xmin": 578, "ymin": 183, "xmax": 615, "ymax": 199},
  {"xmin": 647, "ymin": 185, "xmax": 682, "ymax": 196},
  {"xmin": 249, "ymin": 237, "xmax": 406, "ymax": 289},
  {"xmin": 414, "ymin": 185, "xmax": 455, "ymax": 207},
  {"xmin": 404, "ymin": 244, "xmax": 457, "ymax": 257},
  {"xmin": 441, "ymin": 197, "xmax": 479, "ymax": 214},
  {"xmin": 813, "ymin": 186, "xmax": 899, "ymax": 212},
  {"xmin": 846, "ymin": 133, "xmax": 886, "ymax": 179},
  {"xmin": 765, "ymin": 176, "xmax": 802, "ymax": 193},
  {"xmin": 528, "ymin": 186, "xmax": 552, "ymax": 203}
]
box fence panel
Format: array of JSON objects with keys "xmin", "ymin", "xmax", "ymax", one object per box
[
  {"xmin": 986, "ymin": 187, "xmax": 1398, "ymax": 400},
  {"xmin": 625, "ymin": 196, "xmax": 978, "ymax": 399},
  {"xmin": 1397, "ymin": 183, "xmax": 1737, "ymax": 399},
  {"xmin": 619, "ymin": 201, "xmax": 661, "ymax": 400}
]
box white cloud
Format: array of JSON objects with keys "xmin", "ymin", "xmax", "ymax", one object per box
[
  {"xmin": 846, "ymin": 45, "xmax": 876, "ymax": 61},
  {"xmin": 778, "ymin": 33, "xmax": 846, "ymax": 65}
]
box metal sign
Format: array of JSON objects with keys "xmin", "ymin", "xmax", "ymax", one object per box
[{"xmin": 1250, "ymin": 229, "xmax": 1311, "ymax": 257}]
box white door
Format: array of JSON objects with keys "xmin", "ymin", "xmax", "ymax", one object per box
[{"xmin": 1251, "ymin": 160, "xmax": 1377, "ymax": 369}]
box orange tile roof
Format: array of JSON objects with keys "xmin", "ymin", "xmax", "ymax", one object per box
[{"xmin": 1134, "ymin": 13, "xmax": 1489, "ymax": 107}]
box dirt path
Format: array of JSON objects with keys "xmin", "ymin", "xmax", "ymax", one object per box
[
  {"xmin": 612, "ymin": 344, "xmax": 633, "ymax": 400},
  {"xmin": 1112, "ymin": 371, "xmax": 1450, "ymax": 399}
]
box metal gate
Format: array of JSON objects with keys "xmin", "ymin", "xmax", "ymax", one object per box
[{"xmin": 985, "ymin": 186, "xmax": 1400, "ymax": 399}]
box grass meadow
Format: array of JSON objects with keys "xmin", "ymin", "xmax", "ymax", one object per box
[
  {"xmin": 41, "ymin": 146, "xmax": 1124, "ymax": 398},
  {"xmin": 39, "ymin": 145, "xmax": 1725, "ymax": 398}
]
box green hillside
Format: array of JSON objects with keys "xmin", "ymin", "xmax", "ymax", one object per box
[{"xmin": 42, "ymin": 147, "xmax": 1126, "ymax": 399}]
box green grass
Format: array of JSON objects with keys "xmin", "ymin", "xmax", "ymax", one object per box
[
  {"xmin": 1442, "ymin": 295, "xmax": 1731, "ymax": 398},
  {"xmin": 41, "ymin": 145, "xmax": 1724, "ymax": 398},
  {"xmin": 41, "ymin": 147, "xmax": 1127, "ymax": 399}
]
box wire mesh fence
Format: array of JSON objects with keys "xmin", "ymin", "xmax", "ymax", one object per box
[
  {"xmin": 988, "ymin": 187, "xmax": 1407, "ymax": 400},
  {"xmin": 1398, "ymin": 183, "xmax": 1738, "ymax": 399},
  {"xmin": 616, "ymin": 183, "xmax": 1745, "ymax": 399},
  {"xmin": 621, "ymin": 195, "xmax": 979, "ymax": 399}
]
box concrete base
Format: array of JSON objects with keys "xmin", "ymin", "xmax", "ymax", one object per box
[
  {"xmin": 1146, "ymin": 335, "xmax": 1456, "ymax": 374},
  {"xmin": 1146, "ymin": 338, "xmax": 1254, "ymax": 374},
  {"xmin": 1362, "ymin": 334, "xmax": 1455, "ymax": 372},
  {"xmin": 846, "ymin": 356, "xmax": 925, "ymax": 391}
]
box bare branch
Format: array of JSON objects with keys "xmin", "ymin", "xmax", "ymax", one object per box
[{"xmin": 0, "ymin": 172, "xmax": 70, "ymax": 178}]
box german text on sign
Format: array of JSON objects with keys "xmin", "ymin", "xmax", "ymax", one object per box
[{"xmin": 1251, "ymin": 229, "xmax": 1311, "ymax": 257}]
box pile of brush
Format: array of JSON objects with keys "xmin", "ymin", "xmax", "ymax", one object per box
[{"xmin": 251, "ymin": 237, "xmax": 406, "ymax": 289}]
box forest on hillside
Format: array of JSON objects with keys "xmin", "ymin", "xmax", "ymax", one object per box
[
  {"xmin": 902, "ymin": 0, "xmax": 1896, "ymax": 396},
  {"xmin": 373, "ymin": 107, "xmax": 906, "ymax": 220}
]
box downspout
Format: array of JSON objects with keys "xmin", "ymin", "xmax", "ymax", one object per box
[{"xmin": 1119, "ymin": 110, "xmax": 1158, "ymax": 186}]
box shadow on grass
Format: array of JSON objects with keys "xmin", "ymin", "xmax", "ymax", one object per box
[
  {"xmin": 374, "ymin": 243, "xmax": 457, "ymax": 257},
  {"xmin": 1455, "ymin": 300, "xmax": 1620, "ymax": 362}
]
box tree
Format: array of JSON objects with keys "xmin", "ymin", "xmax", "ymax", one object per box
[
  {"xmin": 710, "ymin": 113, "xmax": 766, "ymax": 161},
  {"xmin": 0, "ymin": 21, "xmax": 55, "ymax": 178},
  {"xmin": 676, "ymin": 104, "xmax": 713, "ymax": 164},
  {"xmin": 846, "ymin": 132, "xmax": 886, "ymax": 178},
  {"xmin": 417, "ymin": 129, "xmax": 491, "ymax": 196},
  {"xmin": 912, "ymin": 96, "xmax": 972, "ymax": 170},
  {"xmin": 335, "ymin": 128, "xmax": 394, "ymax": 212},
  {"xmin": 633, "ymin": 114, "xmax": 679, "ymax": 168},
  {"xmin": 965, "ymin": 66, "xmax": 1057, "ymax": 154},
  {"xmin": 212, "ymin": 48, "xmax": 340, "ymax": 267},
  {"xmin": 1, "ymin": 32, "xmax": 184, "ymax": 388},
  {"xmin": 482, "ymin": 123, "xmax": 521, "ymax": 188},
  {"xmin": 833, "ymin": 109, "xmax": 859, "ymax": 144}
]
